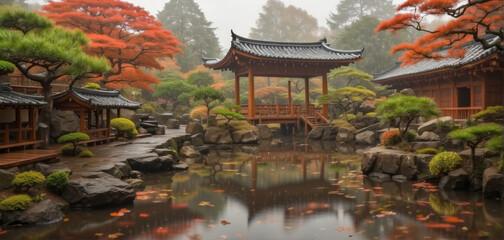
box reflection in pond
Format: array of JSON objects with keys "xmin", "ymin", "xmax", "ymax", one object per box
[{"xmin": 3, "ymin": 138, "xmax": 504, "ymax": 239}]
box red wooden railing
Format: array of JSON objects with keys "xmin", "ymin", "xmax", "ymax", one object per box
[{"xmin": 440, "ymin": 107, "xmax": 483, "ymax": 119}]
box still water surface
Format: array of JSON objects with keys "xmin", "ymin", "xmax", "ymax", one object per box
[{"xmin": 4, "ymin": 139, "xmax": 504, "ymax": 240}]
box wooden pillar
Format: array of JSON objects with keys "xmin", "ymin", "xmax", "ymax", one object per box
[
  {"xmin": 117, "ymin": 108, "xmax": 121, "ymax": 118},
  {"xmin": 322, "ymin": 73, "xmax": 328, "ymax": 118},
  {"xmin": 106, "ymin": 109, "xmax": 111, "ymax": 138},
  {"xmin": 87, "ymin": 111, "xmax": 92, "ymax": 129},
  {"xmin": 470, "ymin": 72, "xmax": 475, "ymax": 107},
  {"xmin": 482, "ymin": 74, "xmax": 487, "ymax": 109},
  {"xmin": 235, "ymin": 74, "xmax": 240, "ymax": 106},
  {"xmin": 288, "ymin": 81, "xmax": 293, "ymax": 115},
  {"xmin": 248, "ymin": 67, "xmax": 255, "ymax": 118},
  {"xmin": 96, "ymin": 110, "xmax": 101, "ymax": 139},
  {"xmin": 3, "ymin": 123, "xmax": 9, "ymax": 145},
  {"xmin": 304, "ymin": 78, "xmax": 310, "ymax": 114},
  {"xmin": 15, "ymin": 108, "xmax": 22, "ymax": 143},
  {"xmin": 79, "ymin": 111, "xmax": 85, "ymax": 133},
  {"xmin": 29, "ymin": 107, "xmax": 35, "ymax": 141}
]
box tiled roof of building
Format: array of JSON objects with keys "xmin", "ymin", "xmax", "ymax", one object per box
[
  {"xmin": 373, "ymin": 35, "xmax": 503, "ymax": 82},
  {"xmin": 203, "ymin": 31, "xmax": 363, "ymax": 66},
  {"xmin": 0, "ymin": 84, "xmax": 46, "ymax": 106},
  {"xmin": 54, "ymin": 87, "xmax": 141, "ymax": 109}
]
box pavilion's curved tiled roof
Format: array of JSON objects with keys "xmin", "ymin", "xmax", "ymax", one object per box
[
  {"xmin": 54, "ymin": 87, "xmax": 141, "ymax": 109},
  {"xmin": 0, "ymin": 84, "xmax": 46, "ymax": 106},
  {"xmin": 203, "ymin": 31, "xmax": 363, "ymax": 66},
  {"xmin": 373, "ymin": 35, "xmax": 503, "ymax": 82}
]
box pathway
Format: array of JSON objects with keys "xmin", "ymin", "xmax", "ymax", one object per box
[{"xmin": 48, "ymin": 127, "xmax": 187, "ymax": 173}]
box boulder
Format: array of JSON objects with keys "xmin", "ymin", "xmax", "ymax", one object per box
[
  {"xmin": 127, "ymin": 153, "xmax": 166, "ymax": 172},
  {"xmin": 204, "ymin": 127, "xmax": 232, "ymax": 144},
  {"xmin": 307, "ymin": 126, "xmax": 325, "ymax": 139},
  {"xmin": 361, "ymin": 151, "xmax": 377, "ymax": 174},
  {"xmin": 186, "ymin": 122, "xmax": 204, "ymax": 135},
  {"xmin": 358, "ymin": 102, "xmax": 375, "ymax": 114},
  {"xmin": 377, "ymin": 151, "xmax": 402, "ymax": 175},
  {"xmin": 399, "ymin": 155, "xmax": 417, "ymax": 180},
  {"xmin": 156, "ymin": 126, "xmax": 166, "ymax": 135},
  {"xmin": 160, "ymin": 113, "xmax": 174, "ymax": 122},
  {"xmin": 138, "ymin": 127, "xmax": 148, "ymax": 134},
  {"xmin": 232, "ymin": 130, "xmax": 259, "ymax": 144},
  {"xmin": 399, "ymin": 88, "xmax": 415, "ymax": 96},
  {"xmin": 195, "ymin": 145, "xmax": 211, "ymax": 155},
  {"xmin": 369, "ymin": 172, "xmax": 391, "ymax": 181},
  {"xmin": 2, "ymin": 200, "xmax": 64, "ymax": 225},
  {"xmin": 355, "ymin": 131, "xmax": 375, "ymax": 145},
  {"xmin": 191, "ymin": 133, "xmax": 204, "ymax": 146},
  {"xmin": 483, "ymin": 167, "xmax": 504, "ymax": 199},
  {"xmin": 322, "ymin": 126, "xmax": 338, "ymax": 141},
  {"xmin": 136, "ymin": 114, "xmax": 149, "ymax": 121},
  {"xmin": 459, "ymin": 148, "xmax": 486, "ymax": 170},
  {"xmin": 124, "ymin": 178, "xmax": 145, "ymax": 190},
  {"xmin": 417, "ymin": 116, "xmax": 453, "ymax": 135},
  {"xmin": 62, "ymin": 177, "xmax": 135, "ymax": 208},
  {"xmin": 183, "ymin": 141, "xmax": 192, "ymax": 147},
  {"xmin": 439, "ymin": 168, "xmax": 469, "ymax": 190},
  {"xmin": 99, "ymin": 162, "xmax": 130, "ymax": 179},
  {"xmin": 50, "ymin": 110, "xmax": 80, "ymax": 139},
  {"xmin": 257, "ymin": 124, "xmax": 273, "ymax": 140},
  {"xmin": 154, "ymin": 148, "xmax": 176, "ymax": 157},
  {"xmin": 173, "ymin": 164, "xmax": 189, "ymax": 170},
  {"xmin": 411, "ymin": 141, "xmax": 442, "ymax": 151},
  {"xmin": 336, "ymin": 127, "xmax": 355, "ymax": 143},
  {"xmin": 418, "ymin": 131, "xmax": 440, "ymax": 141},
  {"xmin": 0, "ymin": 169, "xmax": 15, "ymax": 190},
  {"xmin": 39, "ymin": 166, "xmax": 72, "ymax": 176},
  {"xmin": 129, "ymin": 170, "xmax": 143, "ymax": 179},
  {"xmin": 180, "ymin": 146, "xmax": 202, "ymax": 160},
  {"xmin": 415, "ymin": 154, "xmax": 434, "ymax": 175},
  {"xmin": 166, "ymin": 119, "xmax": 180, "ymax": 129}
]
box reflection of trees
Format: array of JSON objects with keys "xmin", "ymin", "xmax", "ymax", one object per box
[{"xmin": 429, "ymin": 193, "xmax": 461, "ymax": 216}]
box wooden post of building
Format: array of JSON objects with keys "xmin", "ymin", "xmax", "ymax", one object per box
[
  {"xmin": 288, "ymin": 81, "xmax": 293, "ymax": 115},
  {"xmin": 29, "ymin": 107, "xmax": 35, "ymax": 141},
  {"xmin": 15, "ymin": 108, "xmax": 22, "ymax": 143},
  {"xmin": 248, "ymin": 67, "xmax": 255, "ymax": 118},
  {"xmin": 235, "ymin": 74, "xmax": 240, "ymax": 106},
  {"xmin": 117, "ymin": 108, "xmax": 121, "ymax": 118},
  {"xmin": 79, "ymin": 111, "xmax": 85, "ymax": 133},
  {"xmin": 87, "ymin": 111, "xmax": 92, "ymax": 130},
  {"xmin": 3, "ymin": 123, "xmax": 8, "ymax": 145},
  {"xmin": 322, "ymin": 73, "xmax": 328, "ymax": 118},
  {"xmin": 106, "ymin": 109, "xmax": 111, "ymax": 138},
  {"xmin": 96, "ymin": 110, "xmax": 101, "ymax": 139},
  {"xmin": 304, "ymin": 78, "xmax": 310, "ymax": 115}
]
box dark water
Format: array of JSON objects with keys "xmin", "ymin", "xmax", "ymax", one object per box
[{"xmin": 3, "ymin": 139, "xmax": 504, "ymax": 240}]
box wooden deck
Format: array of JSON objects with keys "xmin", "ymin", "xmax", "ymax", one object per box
[
  {"xmin": 240, "ymin": 104, "xmax": 329, "ymax": 130},
  {"xmin": 0, "ymin": 149, "xmax": 59, "ymax": 169}
]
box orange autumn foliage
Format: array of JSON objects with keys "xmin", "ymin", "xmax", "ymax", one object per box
[
  {"xmin": 376, "ymin": 0, "xmax": 503, "ymax": 66},
  {"xmin": 42, "ymin": 0, "xmax": 183, "ymax": 90},
  {"xmin": 183, "ymin": 65, "xmax": 207, "ymax": 79}
]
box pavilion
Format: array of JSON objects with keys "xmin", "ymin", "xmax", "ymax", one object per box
[
  {"xmin": 203, "ymin": 31, "xmax": 363, "ymax": 128},
  {"xmin": 53, "ymin": 87, "xmax": 141, "ymax": 144},
  {"xmin": 373, "ymin": 35, "xmax": 503, "ymax": 119}
]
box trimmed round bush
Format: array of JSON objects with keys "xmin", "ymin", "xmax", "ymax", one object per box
[
  {"xmin": 382, "ymin": 129, "xmax": 401, "ymax": 146},
  {"xmin": 111, "ymin": 118, "xmax": 138, "ymax": 139},
  {"xmin": 12, "ymin": 171, "xmax": 46, "ymax": 192},
  {"xmin": 83, "ymin": 83, "xmax": 101, "ymax": 89},
  {"xmin": 60, "ymin": 143, "xmax": 85, "ymax": 156},
  {"xmin": 46, "ymin": 171, "xmax": 69, "ymax": 194},
  {"xmin": 0, "ymin": 195, "xmax": 31, "ymax": 211},
  {"xmin": 79, "ymin": 149, "xmax": 94, "ymax": 158},
  {"xmin": 429, "ymin": 152, "xmax": 462, "ymax": 176},
  {"xmin": 415, "ymin": 148, "xmax": 439, "ymax": 155},
  {"xmin": 58, "ymin": 132, "xmax": 90, "ymax": 156}
]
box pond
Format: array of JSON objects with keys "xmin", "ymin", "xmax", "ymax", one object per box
[{"xmin": 3, "ymin": 138, "xmax": 504, "ymax": 240}]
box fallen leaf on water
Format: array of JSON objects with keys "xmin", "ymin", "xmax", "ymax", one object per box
[
  {"xmin": 375, "ymin": 214, "xmax": 385, "ymax": 218},
  {"xmin": 221, "ymin": 220, "xmax": 231, "ymax": 225},
  {"xmin": 64, "ymin": 218, "xmax": 69, "ymax": 222},
  {"xmin": 373, "ymin": 187, "xmax": 382, "ymax": 190},
  {"xmin": 416, "ymin": 214, "xmax": 433, "ymax": 221},
  {"xmin": 456, "ymin": 202, "xmax": 471, "ymax": 206},
  {"xmin": 417, "ymin": 201, "xmax": 430, "ymax": 206},
  {"xmin": 186, "ymin": 234, "xmax": 202, "ymax": 240},
  {"xmin": 443, "ymin": 216, "xmax": 464, "ymax": 224},
  {"xmin": 108, "ymin": 233, "xmax": 124, "ymax": 239},
  {"xmin": 110, "ymin": 212, "xmax": 124, "ymax": 217},
  {"xmin": 136, "ymin": 191, "xmax": 156, "ymax": 196},
  {"xmin": 139, "ymin": 213, "xmax": 149, "ymax": 218},
  {"xmin": 476, "ymin": 202, "xmax": 483, "ymax": 207},
  {"xmin": 460, "ymin": 211, "xmax": 474, "ymax": 215},
  {"xmin": 94, "ymin": 233, "xmax": 103, "ymax": 237},
  {"xmin": 380, "ymin": 211, "xmax": 396, "ymax": 216},
  {"xmin": 363, "ymin": 189, "xmax": 370, "ymax": 192},
  {"xmin": 287, "ymin": 207, "xmax": 294, "ymax": 210},
  {"xmin": 198, "ymin": 201, "xmax": 215, "ymax": 207},
  {"xmin": 365, "ymin": 219, "xmax": 374, "ymax": 224},
  {"xmin": 425, "ymin": 223, "xmax": 455, "ymax": 229},
  {"xmin": 208, "ymin": 224, "xmax": 216, "ymax": 228},
  {"xmin": 328, "ymin": 191, "xmax": 339, "ymax": 195},
  {"xmin": 136, "ymin": 196, "xmax": 152, "ymax": 200},
  {"xmin": 305, "ymin": 210, "xmax": 314, "ymax": 215},
  {"xmin": 235, "ymin": 233, "xmax": 246, "ymax": 238},
  {"xmin": 155, "ymin": 228, "xmax": 168, "ymax": 234},
  {"xmin": 214, "ymin": 189, "xmax": 225, "ymax": 193},
  {"xmin": 344, "ymin": 195, "xmax": 356, "ymax": 199}
]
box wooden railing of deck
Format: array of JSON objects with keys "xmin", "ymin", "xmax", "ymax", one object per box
[
  {"xmin": 440, "ymin": 107, "xmax": 483, "ymax": 119},
  {"xmin": 85, "ymin": 128, "xmax": 110, "ymax": 141}
]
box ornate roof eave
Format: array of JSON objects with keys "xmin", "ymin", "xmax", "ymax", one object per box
[{"xmin": 53, "ymin": 87, "xmax": 141, "ymax": 109}]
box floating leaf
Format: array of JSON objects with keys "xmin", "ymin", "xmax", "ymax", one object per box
[
  {"xmin": 214, "ymin": 189, "xmax": 225, "ymax": 193},
  {"xmin": 95, "ymin": 233, "xmax": 103, "ymax": 237},
  {"xmin": 155, "ymin": 228, "xmax": 168, "ymax": 234},
  {"xmin": 456, "ymin": 202, "xmax": 471, "ymax": 206},
  {"xmin": 460, "ymin": 211, "xmax": 474, "ymax": 215},
  {"xmin": 139, "ymin": 213, "xmax": 149, "ymax": 218},
  {"xmin": 108, "ymin": 232, "xmax": 124, "ymax": 239},
  {"xmin": 186, "ymin": 234, "xmax": 202, "ymax": 240},
  {"xmin": 425, "ymin": 223, "xmax": 455, "ymax": 229},
  {"xmin": 64, "ymin": 218, "xmax": 69, "ymax": 222},
  {"xmin": 221, "ymin": 220, "xmax": 231, "ymax": 225},
  {"xmin": 235, "ymin": 233, "xmax": 246, "ymax": 238},
  {"xmin": 198, "ymin": 201, "xmax": 215, "ymax": 207}
]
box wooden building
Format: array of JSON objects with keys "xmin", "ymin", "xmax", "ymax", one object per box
[
  {"xmin": 53, "ymin": 87, "xmax": 141, "ymax": 144},
  {"xmin": 0, "ymin": 83, "xmax": 46, "ymax": 151},
  {"xmin": 373, "ymin": 36, "xmax": 504, "ymax": 119},
  {"xmin": 203, "ymin": 31, "xmax": 362, "ymax": 128}
]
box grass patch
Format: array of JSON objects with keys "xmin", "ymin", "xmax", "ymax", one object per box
[
  {"xmin": 331, "ymin": 120, "xmax": 356, "ymax": 132},
  {"xmin": 223, "ymin": 120, "xmax": 257, "ymax": 133}
]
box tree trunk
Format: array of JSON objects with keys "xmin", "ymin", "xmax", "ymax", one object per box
[
  {"xmin": 470, "ymin": 146, "xmax": 476, "ymax": 170},
  {"xmin": 40, "ymin": 83, "xmax": 53, "ymax": 148}
]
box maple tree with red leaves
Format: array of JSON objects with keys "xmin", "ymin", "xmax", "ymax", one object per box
[
  {"xmin": 376, "ymin": 0, "xmax": 503, "ymax": 65},
  {"xmin": 42, "ymin": 0, "xmax": 183, "ymax": 90}
]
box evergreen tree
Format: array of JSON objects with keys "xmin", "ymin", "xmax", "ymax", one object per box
[
  {"xmin": 327, "ymin": 0, "xmax": 395, "ymax": 33},
  {"xmin": 157, "ymin": 0, "xmax": 220, "ymax": 72}
]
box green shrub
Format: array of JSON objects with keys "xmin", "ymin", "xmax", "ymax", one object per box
[
  {"xmin": 79, "ymin": 149, "xmax": 93, "ymax": 158},
  {"xmin": 366, "ymin": 112, "xmax": 377, "ymax": 118},
  {"xmin": 12, "ymin": 171, "xmax": 46, "ymax": 192},
  {"xmin": 0, "ymin": 195, "xmax": 31, "ymax": 211},
  {"xmin": 111, "ymin": 118, "xmax": 137, "ymax": 139},
  {"xmin": 472, "ymin": 106, "xmax": 504, "ymax": 122},
  {"xmin": 0, "ymin": 60, "xmax": 15, "ymax": 73},
  {"xmin": 339, "ymin": 113, "xmax": 356, "ymax": 121},
  {"xmin": 486, "ymin": 136, "xmax": 503, "ymax": 152},
  {"xmin": 406, "ymin": 130, "xmax": 418, "ymax": 142},
  {"xmin": 83, "ymin": 83, "xmax": 101, "ymax": 89},
  {"xmin": 46, "ymin": 171, "xmax": 69, "ymax": 194},
  {"xmin": 429, "ymin": 152, "xmax": 462, "ymax": 176},
  {"xmin": 214, "ymin": 109, "xmax": 244, "ymax": 126},
  {"xmin": 60, "ymin": 143, "xmax": 85, "ymax": 156},
  {"xmin": 32, "ymin": 193, "xmax": 46, "ymax": 203},
  {"xmin": 58, "ymin": 132, "xmax": 89, "ymax": 156},
  {"xmin": 415, "ymin": 148, "xmax": 438, "ymax": 155}
]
